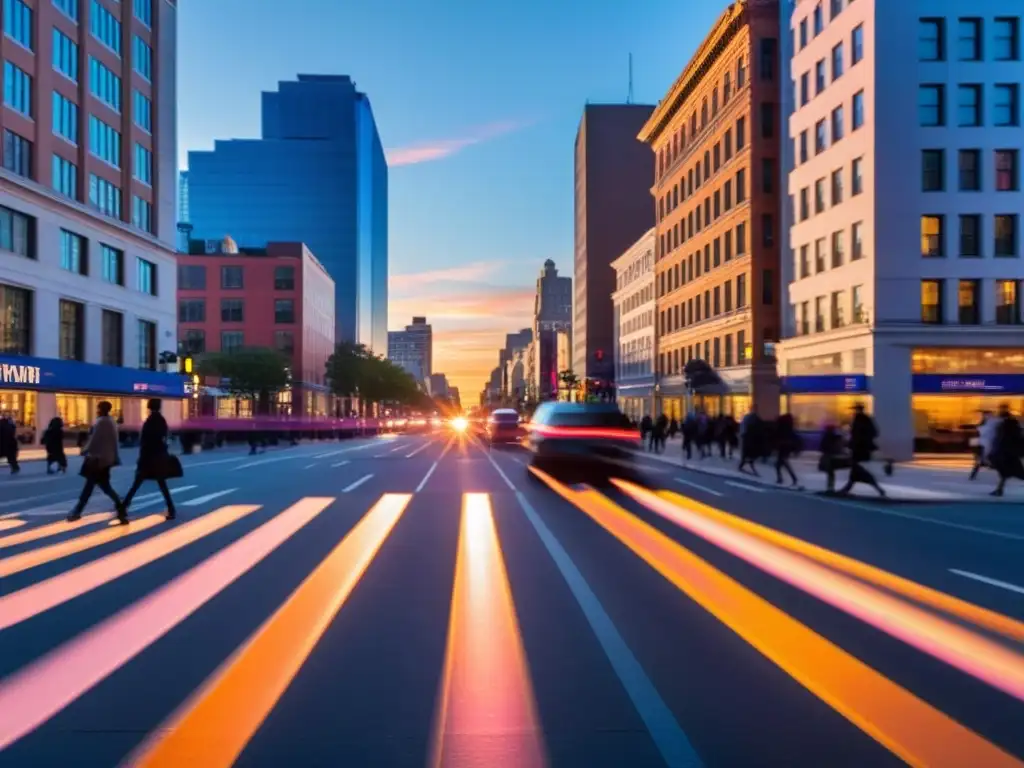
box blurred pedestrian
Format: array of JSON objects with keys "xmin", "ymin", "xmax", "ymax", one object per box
[
  {"xmin": 774, "ymin": 413, "xmax": 801, "ymax": 487},
  {"xmin": 837, "ymin": 404, "xmax": 885, "ymax": 497},
  {"xmin": 0, "ymin": 412, "xmax": 19, "ymax": 475},
  {"xmin": 738, "ymin": 406, "xmax": 762, "ymax": 476},
  {"xmin": 122, "ymin": 399, "xmax": 182, "ymax": 520},
  {"xmin": 682, "ymin": 412, "xmax": 697, "ymax": 460},
  {"xmin": 969, "ymin": 410, "xmax": 998, "ymax": 480},
  {"xmin": 989, "ymin": 404, "xmax": 1023, "ymax": 497},
  {"xmin": 818, "ymin": 423, "xmax": 846, "ymax": 494},
  {"xmin": 42, "ymin": 416, "xmax": 67, "ymax": 474},
  {"xmin": 68, "ymin": 401, "xmax": 125, "ymax": 524}
]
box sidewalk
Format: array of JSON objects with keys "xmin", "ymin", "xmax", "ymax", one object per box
[{"xmin": 640, "ymin": 443, "xmax": 1024, "ymax": 502}]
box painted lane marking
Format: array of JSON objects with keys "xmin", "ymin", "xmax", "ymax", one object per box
[
  {"xmin": 303, "ymin": 463, "xmax": 318, "ymax": 470},
  {"xmin": 822, "ymin": 496, "xmax": 1024, "ymax": 541},
  {"xmin": 331, "ymin": 460, "xmax": 350, "ymax": 468},
  {"xmin": 0, "ymin": 498, "xmax": 333, "ymax": 749},
  {"xmin": 405, "ymin": 441, "xmax": 433, "ymax": 458},
  {"xmin": 724, "ymin": 480, "xmax": 766, "ymax": 493},
  {"xmin": 342, "ymin": 475, "xmax": 373, "ymax": 493},
  {"xmin": 416, "ymin": 438, "xmax": 454, "ymax": 492},
  {"xmin": 0, "ymin": 514, "xmax": 111, "ymax": 550},
  {"xmin": 951, "ymin": 569, "xmax": 1024, "ymax": 597},
  {"xmin": 128, "ymin": 495, "xmax": 410, "ymax": 768},
  {"xmin": 674, "ymin": 477, "xmax": 724, "ymax": 497},
  {"xmin": 181, "ymin": 489, "xmax": 238, "ymax": 508},
  {"xmin": 0, "ymin": 519, "xmax": 25, "ymax": 531}
]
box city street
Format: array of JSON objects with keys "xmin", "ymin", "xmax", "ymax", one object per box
[{"xmin": 0, "ymin": 433, "xmax": 1022, "ymax": 767}]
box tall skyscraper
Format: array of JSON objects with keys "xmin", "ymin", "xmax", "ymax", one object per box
[
  {"xmin": 573, "ymin": 104, "xmax": 655, "ymax": 384},
  {"xmin": 387, "ymin": 316, "xmax": 432, "ymax": 381},
  {"xmin": 532, "ymin": 259, "xmax": 572, "ymax": 400},
  {"xmin": 186, "ymin": 75, "xmax": 388, "ymax": 352}
]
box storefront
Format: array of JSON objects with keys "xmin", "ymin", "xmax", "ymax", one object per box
[
  {"xmin": 616, "ymin": 381, "xmax": 654, "ymax": 423},
  {"xmin": 780, "ymin": 374, "xmax": 873, "ymax": 431},
  {"xmin": 0, "ymin": 354, "xmax": 187, "ymax": 443}
]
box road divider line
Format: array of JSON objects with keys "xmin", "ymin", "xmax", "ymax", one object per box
[
  {"xmin": 484, "ymin": 448, "xmax": 517, "ymax": 491},
  {"xmin": 127, "ymin": 494, "xmax": 411, "ymax": 768},
  {"xmin": 674, "ymin": 477, "xmax": 724, "ymax": 497},
  {"xmin": 0, "ymin": 515, "xmax": 165, "ymax": 578},
  {"xmin": 724, "ymin": 480, "xmax": 766, "ymax": 493},
  {"xmin": 514, "ymin": 491, "xmax": 701, "ymax": 768},
  {"xmin": 416, "ymin": 438, "xmax": 454, "ymax": 492},
  {"xmin": 653, "ymin": 488, "xmax": 1024, "ymax": 645},
  {"xmin": 615, "ymin": 481, "xmax": 1024, "ymax": 703},
  {"xmin": 821, "ymin": 496, "xmax": 1024, "ymax": 541},
  {"xmin": 0, "ymin": 519, "xmax": 25, "ymax": 531},
  {"xmin": 181, "ymin": 489, "xmax": 238, "ymax": 508},
  {"xmin": 951, "ymin": 569, "xmax": 1024, "ymax": 597},
  {"xmin": 430, "ymin": 494, "xmax": 546, "ymax": 768},
  {"xmin": 405, "ymin": 441, "xmax": 433, "ymax": 458},
  {"xmin": 531, "ymin": 469, "xmax": 1018, "ymax": 768},
  {"xmin": 0, "ymin": 498, "xmax": 332, "ymax": 750},
  {"xmin": 342, "ymin": 474, "xmax": 373, "ymax": 493},
  {"xmin": 0, "ymin": 513, "xmax": 112, "ymax": 550},
  {"xmin": 303, "ymin": 463, "xmax": 318, "ymax": 469},
  {"xmin": 331, "ymin": 460, "xmax": 350, "ymax": 468},
  {"xmin": 388, "ymin": 443, "xmax": 409, "ymax": 453}
]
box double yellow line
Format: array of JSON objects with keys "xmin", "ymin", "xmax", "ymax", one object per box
[{"xmin": 531, "ymin": 468, "xmax": 1022, "ymax": 767}]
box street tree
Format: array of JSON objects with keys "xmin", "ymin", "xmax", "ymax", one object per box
[
  {"xmin": 558, "ymin": 369, "xmax": 580, "ymax": 402},
  {"xmin": 199, "ymin": 347, "xmax": 291, "ymax": 415}
]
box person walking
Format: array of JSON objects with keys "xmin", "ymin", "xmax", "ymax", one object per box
[
  {"xmin": 969, "ymin": 410, "xmax": 998, "ymax": 480},
  {"xmin": 639, "ymin": 415, "xmax": 653, "ymax": 452},
  {"xmin": 737, "ymin": 407, "xmax": 762, "ymax": 476},
  {"xmin": 817, "ymin": 423, "xmax": 846, "ymax": 494},
  {"xmin": 68, "ymin": 401, "xmax": 126, "ymax": 523},
  {"xmin": 42, "ymin": 416, "xmax": 67, "ymax": 474},
  {"xmin": 837, "ymin": 404, "xmax": 885, "ymax": 497},
  {"xmin": 989, "ymin": 404, "xmax": 1023, "ymax": 497},
  {"xmin": 774, "ymin": 413, "xmax": 801, "ymax": 487},
  {"xmin": 0, "ymin": 413, "xmax": 19, "ymax": 475},
  {"xmin": 121, "ymin": 399, "xmax": 181, "ymax": 520}
]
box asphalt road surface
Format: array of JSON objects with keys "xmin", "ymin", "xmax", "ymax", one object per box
[{"xmin": 1, "ymin": 432, "xmax": 1022, "ymax": 767}]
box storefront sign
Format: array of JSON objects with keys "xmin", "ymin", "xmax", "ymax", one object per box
[
  {"xmin": 912, "ymin": 374, "xmax": 1024, "ymax": 395},
  {"xmin": 781, "ymin": 374, "xmax": 870, "ymax": 394},
  {"xmin": 0, "ymin": 354, "xmax": 187, "ymax": 397}
]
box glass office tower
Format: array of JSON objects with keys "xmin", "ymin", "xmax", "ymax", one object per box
[{"xmin": 187, "ymin": 75, "xmax": 388, "ymax": 352}]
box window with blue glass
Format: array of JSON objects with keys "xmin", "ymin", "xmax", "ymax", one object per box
[
  {"xmin": 138, "ymin": 319, "xmax": 156, "ymax": 369},
  {"xmin": 60, "ymin": 229, "xmax": 87, "ymax": 275},
  {"xmin": 2, "ymin": 129, "xmax": 31, "ymax": 178},
  {"xmin": 89, "ymin": 56, "xmax": 121, "ymax": 111},
  {"xmin": 132, "ymin": 89, "xmax": 151, "ymax": 132},
  {"xmin": 52, "ymin": 154, "xmax": 78, "ymax": 199},
  {"xmin": 134, "ymin": 0, "xmax": 151, "ymax": 27},
  {"xmin": 100, "ymin": 243, "xmax": 123, "ymax": 285},
  {"xmin": 89, "ymin": 115, "xmax": 121, "ymax": 167},
  {"xmin": 90, "ymin": 0, "xmax": 121, "ymax": 55},
  {"xmin": 89, "ymin": 173, "xmax": 121, "ymax": 219},
  {"xmin": 3, "ymin": 0, "xmax": 32, "ymax": 50},
  {"xmin": 54, "ymin": 0, "xmax": 79, "ymax": 21},
  {"xmin": 52, "ymin": 91, "xmax": 79, "ymax": 144},
  {"xmin": 132, "ymin": 195, "xmax": 152, "ymax": 233},
  {"xmin": 3, "ymin": 61, "xmax": 32, "ymax": 116},
  {"xmin": 132, "ymin": 35, "xmax": 152, "ymax": 80},
  {"xmin": 133, "ymin": 143, "xmax": 151, "ymax": 184},
  {"xmin": 0, "ymin": 204, "xmax": 34, "ymax": 259},
  {"xmin": 136, "ymin": 257, "xmax": 156, "ymax": 295},
  {"xmin": 52, "ymin": 28, "xmax": 79, "ymax": 81}
]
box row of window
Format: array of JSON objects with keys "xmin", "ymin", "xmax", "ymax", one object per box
[
  {"xmin": 796, "ymin": 223, "xmax": 865, "ymax": 280},
  {"xmin": 4, "ymin": 0, "xmax": 32, "ymax": 48},
  {"xmin": 921, "ymin": 279, "xmax": 1022, "ymax": 325},
  {"xmin": 796, "ymin": 0, "xmax": 849, "ymax": 50},
  {"xmin": 795, "ymin": 286, "xmax": 867, "ymax": 336},
  {"xmin": 918, "ymin": 17, "xmax": 1021, "ymax": 63},
  {"xmin": 3, "ymin": 60, "xmax": 31, "ymax": 116},
  {"xmin": 658, "ymin": 329, "xmax": 754, "ymax": 378},
  {"xmin": 617, "ymin": 337, "xmax": 654, "ymax": 379},
  {"xmin": 919, "ymin": 83, "xmax": 1020, "ymax": 128},
  {"xmin": 178, "ymin": 298, "xmax": 298, "ymax": 325},
  {"xmin": 659, "ymin": 222, "xmax": 749, "ymax": 299},
  {"xmin": 796, "ymin": 24, "xmax": 864, "ymax": 106},
  {"xmin": 660, "ymin": 269, "xmax": 776, "ymax": 338},
  {"xmin": 921, "ymin": 214, "xmax": 1019, "ymax": 258},
  {"xmin": 179, "ymin": 329, "xmax": 295, "ymax": 357},
  {"xmin": 795, "ymin": 90, "xmax": 864, "ymax": 164},
  {"xmin": 618, "ymin": 285, "xmax": 653, "ymax": 316},
  {"xmin": 797, "ymin": 157, "xmax": 863, "ymax": 221},
  {"xmin": 618, "ymin": 310, "xmax": 653, "ymax": 338},
  {"xmin": 922, "ymin": 148, "xmax": 1019, "ymax": 193},
  {"xmin": 177, "ymin": 264, "xmax": 297, "ymax": 291},
  {"xmin": 659, "ymin": 116, "xmax": 747, "ymax": 225},
  {"xmin": 661, "ymin": 166, "xmax": 753, "ymax": 258}
]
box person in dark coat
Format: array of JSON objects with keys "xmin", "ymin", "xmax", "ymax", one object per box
[
  {"xmin": 639, "ymin": 415, "xmax": 653, "ymax": 450},
  {"xmin": 818, "ymin": 423, "xmax": 845, "ymax": 494},
  {"xmin": 0, "ymin": 413, "xmax": 19, "ymax": 475},
  {"xmin": 42, "ymin": 416, "xmax": 67, "ymax": 474},
  {"xmin": 774, "ymin": 413, "xmax": 801, "ymax": 487},
  {"xmin": 837, "ymin": 404, "xmax": 885, "ymax": 497},
  {"xmin": 68, "ymin": 401, "xmax": 125, "ymax": 523},
  {"xmin": 738, "ymin": 407, "xmax": 762, "ymax": 475},
  {"xmin": 121, "ymin": 399, "xmax": 179, "ymax": 520},
  {"xmin": 989, "ymin": 404, "xmax": 1024, "ymax": 497}
]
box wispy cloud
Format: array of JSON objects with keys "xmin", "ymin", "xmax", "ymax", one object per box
[
  {"xmin": 385, "ymin": 120, "xmax": 528, "ymax": 167},
  {"xmin": 389, "ymin": 288, "xmax": 534, "ymax": 323},
  {"xmin": 389, "ymin": 261, "xmax": 506, "ymax": 291}
]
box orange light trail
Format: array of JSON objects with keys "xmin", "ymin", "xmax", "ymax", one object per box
[
  {"xmin": 127, "ymin": 494, "xmax": 411, "ymax": 767},
  {"xmin": 430, "ymin": 493, "xmax": 546, "ymax": 768},
  {"xmin": 0, "ymin": 513, "xmax": 111, "ymax": 550},
  {"xmin": 530, "ymin": 468, "xmax": 1020, "ymax": 767},
  {"xmin": 0, "ymin": 519, "xmax": 25, "ymax": 532}
]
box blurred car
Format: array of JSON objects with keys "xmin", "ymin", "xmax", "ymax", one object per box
[
  {"xmin": 524, "ymin": 402, "xmax": 639, "ymax": 472},
  {"xmin": 486, "ymin": 408, "xmax": 523, "ymax": 446}
]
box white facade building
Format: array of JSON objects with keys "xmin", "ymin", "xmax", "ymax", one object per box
[
  {"xmin": 612, "ymin": 228, "xmax": 656, "ymax": 420},
  {"xmin": 778, "ymin": 0, "xmax": 1024, "ymax": 459}
]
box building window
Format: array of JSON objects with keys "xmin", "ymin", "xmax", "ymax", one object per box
[
  {"xmin": 138, "ymin": 320, "xmax": 156, "ymax": 370},
  {"xmin": 852, "ymin": 221, "xmax": 864, "ymax": 260},
  {"xmin": 831, "ymin": 42, "xmax": 844, "ymax": 80},
  {"xmin": 274, "ymin": 299, "xmax": 295, "ymax": 324},
  {"xmin": 762, "ymin": 158, "xmax": 774, "ymax": 194},
  {"xmin": 132, "ymin": 196, "xmax": 153, "ymax": 233},
  {"xmin": 89, "ymin": 174, "xmax": 122, "ymax": 219},
  {"xmin": 3, "ymin": 61, "xmax": 32, "ymax": 116},
  {"xmin": 831, "ymin": 230, "xmax": 844, "ymax": 268},
  {"xmin": 54, "ymin": 0, "xmax": 79, "ymax": 21},
  {"xmin": 88, "ymin": 56, "xmax": 122, "ymax": 111},
  {"xmin": 813, "ymin": 3, "xmax": 823, "ymax": 35},
  {"xmin": 919, "ymin": 18, "xmax": 945, "ymax": 60},
  {"xmin": 134, "ymin": 0, "xmax": 152, "ymax": 26},
  {"xmin": 736, "ymin": 169, "xmax": 746, "ymax": 202},
  {"xmin": 831, "ymin": 168, "xmax": 843, "ymax": 205},
  {"xmin": 736, "ymin": 222, "xmax": 746, "ymax": 255},
  {"xmin": 736, "ymin": 116, "xmax": 745, "ymax": 149},
  {"xmin": 852, "ymin": 156, "xmax": 863, "ymax": 195},
  {"xmin": 181, "ymin": 329, "xmax": 204, "ymax": 356},
  {"xmin": 922, "ymin": 149, "xmax": 944, "ymax": 191},
  {"xmin": 957, "ymin": 84, "xmax": 982, "ymax": 127},
  {"xmin": 221, "ymin": 331, "xmax": 244, "ymax": 353},
  {"xmin": 132, "ymin": 143, "xmax": 153, "ymax": 185},
  {"xmin": 275, "ymin": 330, "xmax": 295, "ymax": 356},
  {"xmin": 90, "ymin": 0, "xmax": 122, "ymax": 54},
  {"xmin": 852, "ymin": 90, "xmax": 864, "ymax": 130},
  {"xmin": 919, "ymin": 85, "xmax": 944, "ymax": 126},
  {"xmin": 221, "ymin": 265, "xmax": 244, "ymax": 289},
  {"xmin": 956, "ymin": 149, "xmax": 980, "ymax": 191},
  {"xmin": 737, "ymin": 55, "xmax": 746, "ymax": 88},
  {"xmin": 799, "ymin": 17, "xmax": 808, "ymax": 49},
  {"xmin": 815, "ymin": 59, "xmax": 826, "ymax": 94},
  {"xmin": 814, "ymin": 119, "xmax": 826, "ymax": 154},
  {"xmin": 133, "ymin": 90, "xmax": 152, "ymax": 133},
  {"xmin": 959, "ymin": 215, "xmax": 981, "ymax": 257},
  {"xmin": 178, "ymin": 264, "xmax": 206, "ymax": 289},
  {"xmin": 851, "ymin": 24, "xmax": 864, "ymax": 65},
  {"xmin": 996, "ymin": 280, "xmax": 1020, "ymax": 325},
  {"xmin": 60, "ymin": 229, "xmax": 87, "ymax": 275},
  {"xmin": 994, "ymin": 84, "xmax": 1019, "ymax": 127},
  {"xmin": 762, "ymin": 215, "xmax": 774, "ymax": 247},
  {"xmin": 921, "ymin": 215, "xmax": 944, "ymax": 257},
  {"xmin": 3, "ymin": 0, "xmax": 32, "ymax": 49},
  {"xmin": 178, "ymin": 299, "xmax": 205, "ymax": 323},
  {"xmin": 101, "ymin": 244, "xmax": 124, "ymax": 285},
  {"xmin": 799, "ymin": 187, "xmax": 809, "ymax": 221},
  {"xmin": 830, "ymin": 291, "xmax": 844, "ymax": 329},
  {"xmin": 137, "ymin": 258, "xmax": 156, "ymax": 296},
  {"xmin": 957, "ymin": 18, "xmax": 982, "ymax": 61},
  {"xmin": 52, "ymin": 92, "xmax": 79, "ymax": 144},
  {"xmin": 921, "ymin": 280, "xmax": 943, "ymax": 324},
  {"xmin": 58, "ymin": 299, "xmax": 85, "ymax": 361},
  {"xmin": 0, "ymin": 205, "xmax": 34, "ymax": 259},
  {"xmin": 814, "ymin": 297, "xmax": 825, "ymax": 333},
  {"xmin": 101, "ymin": 309, "xmax": 123, "ymax": 366},
  {"xmin": 995, "ymin": 215, "xmax": 1018, "ymax": 257},
  {"xmin": 760, "ymin": 102, "xmax": 774, "ymax": 138},
  {"xmin": 737, "ymin": 274, "xmax": 747, "ymax": 308},
  {"xmin": 2, "ymin": 129, "xmax": 31, "ymax": 178},
  {"xmin": 89, "ymin": 116, "xmax": 121, "ymax": 167},
  {"xmin": 831, "ymin": 105, "xmax": 845, "ymax": 141},
  {"xmin": 852, "ymin": 286, "xmax": 865, "ymax": 323},
  {"xmin": 815, "ymin": 177, "xmax": 826, "ymax": 213},
  {"xmin": 994, "ymin": 17, "xmax": 1020, "ymax": 61},
  {"xmin": 958, "ymin": 280, "xmax": 980, "ymax": 324},
  {"xmin": 0, "ymin": 284, "xmax": 32, "ymax": 354},
  {"xmin": 798, "ymin": 245, "xmax": 809, "ymax": 278},
  {"xmin": 759, "ymin": 38, "xmax": 776, "ymax": 80},
  {"xmin": 52, "ymin": 28, "xmax": 79, "ymax": 82},
  {"xmin": 996, "ymin": 149, "xmax": 1019, "ymax": 191},
  {"xmin": 132, "ymin": 35, "xmax": 152, "ymax": 81},
  {"xmin": 762, "ymin": 269, "xmax": 774, "ymax": 305},
  {"xmin": 221, "ymin": 298, "xmax": 244, "ymax": 323},
  {"xmin": 800, "ymin": 72, "xmax": 809, "ymax": 106}
]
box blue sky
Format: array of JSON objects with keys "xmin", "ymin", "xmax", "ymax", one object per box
[{"xmin": 178, "ymin": 0, "xmax": 733, "ymax": 397}]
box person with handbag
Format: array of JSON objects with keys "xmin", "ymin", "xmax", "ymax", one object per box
[
  {"xmin": 68, "ymin": 401, "xmax": 126, "ymax": 524},
  {"xmin": 121, "ymin": 399, "xmax": 182, "ymax": 521}
]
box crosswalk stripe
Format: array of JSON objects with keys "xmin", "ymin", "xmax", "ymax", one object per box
[
  {"xmin": 0, "ymin": 515, "xmax": 165, "ymax": 578},
  {"xmin": 128, "ymin": 494, "xmax": 411, "ymax": 767},
  {"xmin": 0, "ymin": 504, "xmax": 261, "ymax": 632},
  {"xmin": 0, "ymin": 497, "xmax": 334, "ymax": 750},
  {"xmin": 0, "ymin": 519, "xmax": 25, "ymax": 531},
  {"xmin": 0, "ymin": 514, "xmax": 112, "ymax": 551},
  {"xmin": 181, "ymin": 489, "xmax": 237, "ymax": 507}
]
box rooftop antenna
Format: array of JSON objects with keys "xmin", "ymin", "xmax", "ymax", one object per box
[{"xmin": 627, "ymin": 53, "xmax": 634, "ymax": 104}]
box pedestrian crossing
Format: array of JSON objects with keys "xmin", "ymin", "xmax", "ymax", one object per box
[{"xmin": 0, "ymin": 482, "xmax": 1021, "ymax": 766}]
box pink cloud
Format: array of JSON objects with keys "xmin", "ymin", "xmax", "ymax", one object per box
[
  {"xmin": 385, "ymin": 121, "xmax": 528, "ymax": 167},
  {"xmin": 389, "ymin": 261, "xmax": 506, "ymax": 292}
]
